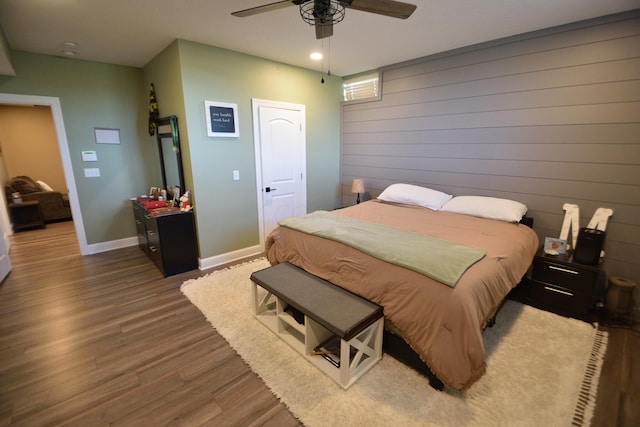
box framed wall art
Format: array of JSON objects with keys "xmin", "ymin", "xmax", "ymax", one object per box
[
  {"xmin": 204, "ymin": 100, "xmax": 239, "ymax": 138},
  {"xmin": 94, "ymin": 127, "xmax": 121, "ymax": 144}
]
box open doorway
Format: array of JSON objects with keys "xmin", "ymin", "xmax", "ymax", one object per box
[{"xmin": 0, "ymin": 93, "xmax": 87, "ymax": 254}]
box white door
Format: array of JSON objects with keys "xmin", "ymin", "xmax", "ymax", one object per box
[
  {"xmin": 253, "ymin": 99, "xmax": 306, "ymax": 248},
  {"xmin": 0, "ymin": 220, "xmax": 12, "ymax": 282}
]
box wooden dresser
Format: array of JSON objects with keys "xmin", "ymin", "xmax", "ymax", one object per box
[{"xmin": 132, "ymin": 201, "xmax": 198, "ymax": 276}]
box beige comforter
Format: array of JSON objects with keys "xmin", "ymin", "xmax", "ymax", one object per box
[{"xmin": 265, "ymin": 200, "xmax": 539, "ymax": 391}]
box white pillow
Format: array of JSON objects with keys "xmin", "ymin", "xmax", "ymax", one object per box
[
  {"xmin": 36, "ymin": 180, "xmax": 54, "ymax": 192},
  {"xmin": 377, "ymin": 183, "xmax": 452, "ymax": 210},
  {"xmin": 441, "ymin": 196, "xmax": 527, "ymax": 222}
]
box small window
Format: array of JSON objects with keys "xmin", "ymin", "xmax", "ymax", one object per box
[{"xmin": 343, "ymin": 72, "xmax": 380, "ymax": 103}]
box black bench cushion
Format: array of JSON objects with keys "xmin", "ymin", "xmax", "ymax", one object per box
[{"xmin": 250, "ymin": 262, "xmax": 383, "ymax": 341}]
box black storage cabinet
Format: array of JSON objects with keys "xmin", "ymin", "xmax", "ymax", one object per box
[{"xmin": 132, "ymin": 201, "xmax": 198, "ymax": 276}]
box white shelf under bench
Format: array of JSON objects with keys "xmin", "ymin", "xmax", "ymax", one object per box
[{"xmin": 250, "ymin": 262, "xmax": 384, "ymax": 389}]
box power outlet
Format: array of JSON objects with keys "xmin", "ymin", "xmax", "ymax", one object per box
[{"xmin": 233, "ymin": 170, "xmax": 240, "ymax": 181}]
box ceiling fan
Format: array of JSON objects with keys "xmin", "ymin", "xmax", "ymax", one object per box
[{"xmin": 232, "ymin": 0, "xmax": 417, "ymax": 39}]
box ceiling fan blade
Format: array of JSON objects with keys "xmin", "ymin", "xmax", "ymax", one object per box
[
  {"xmin": 232, "ymin": 1, "xmax": 294, "ymax": 18},
  {"xmin": 315, "ymin": 22, "xmax": 333, "ymax": 39},
  {"xmin": 343, "ymin": 0, "xmax": 417, "ymax": 19}
]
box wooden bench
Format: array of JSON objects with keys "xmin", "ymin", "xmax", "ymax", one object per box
[{"xmin": 250, "ymin": 262, "xmax": 384, "ymax": 389}]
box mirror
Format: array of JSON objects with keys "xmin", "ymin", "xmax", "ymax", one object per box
[{"xmin": 156, "ymin": 116, "xmax": 185, "ymax": 201}]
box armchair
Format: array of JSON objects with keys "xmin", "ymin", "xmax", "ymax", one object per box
[{"xmin": 5, "ymin": 176, "xmax": 72, "ymax": 222}]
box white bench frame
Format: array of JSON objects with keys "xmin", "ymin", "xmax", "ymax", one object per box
[{"xmin": 252, "ymin": 281, "xmax": 383, "ymax": 389}]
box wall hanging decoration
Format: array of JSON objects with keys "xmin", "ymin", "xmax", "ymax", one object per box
[
  {"xmin": 148, "ymin": 83, "xmax": 159, "ymax": 136},
  {"xmin": 204, "ymin": 101, "xmax": 239, "ymax": 138},
  {"xmin": 94, "ymin": 127, "xmax": 120, "ymax": 144}
]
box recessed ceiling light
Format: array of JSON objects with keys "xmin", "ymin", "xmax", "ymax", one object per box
[{"xmin": 310, "ymin": 52, "xmax": 323, "ymax": 61}]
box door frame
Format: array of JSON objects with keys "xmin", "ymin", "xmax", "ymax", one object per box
[
  {"xmin": 252, "ymin": 98, "xmax": 306, "ymax": 251},
  {"xmin": 0, "ymin": 93, "xmax": 88, "ymax": 255}
]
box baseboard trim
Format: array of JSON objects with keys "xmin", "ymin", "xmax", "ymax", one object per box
[
  {"xmin": 199, "ymin": 245, "xmax": 263, "ymax": 271},
  {"xmin": 85, "ymin": 236, "xmax": 138, "ymax": 255},
  {"xmin": 83, "ymin": 237, "xmax": 263, "ymax": 273}
]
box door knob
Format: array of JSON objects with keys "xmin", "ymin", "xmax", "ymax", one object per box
[{"xmin": 265, "ymin": 187, "xmax": 277, "ymax": 192}]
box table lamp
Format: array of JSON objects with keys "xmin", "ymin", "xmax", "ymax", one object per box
[{"xmin": 351, "ymin": 179, "xmax": 365, "ymax": 204}]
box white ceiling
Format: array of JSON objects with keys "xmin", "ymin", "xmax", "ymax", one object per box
[{"xmin": 0, "ymin": 0, "xmax": 638, "ymax": 77}]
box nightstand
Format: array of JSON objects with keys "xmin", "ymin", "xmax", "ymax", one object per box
[
  {"xmin": 516, "ymin": 248, "xmax": 606, "ymax": 320},
  {"xmin": 9, "ymin": 200, "xmax": 46, "ymax": 232}
]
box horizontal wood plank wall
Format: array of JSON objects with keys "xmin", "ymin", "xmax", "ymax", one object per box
[{"xmin": 340, "ymin": 11, "xmax": 640, "ymax": 317}]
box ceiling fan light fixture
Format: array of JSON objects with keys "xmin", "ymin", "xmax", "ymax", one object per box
[
  {"xmin": 232, "ymin": 1, "xmax": 416, "ymax": 40},
  {"xmin": 299, "ymin": 0, "xmax": 345, "ymax": 26}
]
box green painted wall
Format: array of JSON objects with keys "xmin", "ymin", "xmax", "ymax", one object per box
[
  {"xmin": 0, "ymin": 51, "xmax": 153, "ymax": 244},
  {"xmin": 145, "ymin": 40, "xmax": 342, "ymax": 259},
  {"xmin": 0, "ymin": 42, "xmax": 342, "ymax": 260},
  {"xmin": 142, "ymin": 42, "xmax": 187, "ymax": 192}
]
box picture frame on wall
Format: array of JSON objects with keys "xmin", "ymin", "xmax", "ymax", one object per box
[
  {"xmin": 94, "ymin": 127, "xmax": 121, "ymax": 144},
  {"xmin": 204, "ymin": 100, "xmax": 239, "ymax": 138}
]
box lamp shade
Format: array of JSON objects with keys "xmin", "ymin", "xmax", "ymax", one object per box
[{"xmin": 351, "ymin": 179, "xmax": 365, "ymax": 194}]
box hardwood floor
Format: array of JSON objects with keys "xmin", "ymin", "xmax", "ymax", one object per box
[
  {"xmin": 591, "ymin": 320, "xmax": 640, "ymax": 427},
  {"xmin": 0, "ymin": 221, "xmax": 301, "ymax": 426},
  {"xmin": 0, "ymin": 221, "xmax": 638, "ymax": 426}
]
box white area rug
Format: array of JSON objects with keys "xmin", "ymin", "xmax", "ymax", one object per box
[{"xmin": 181, "ymin": 258, "xmax": 607, "ymax": 427}]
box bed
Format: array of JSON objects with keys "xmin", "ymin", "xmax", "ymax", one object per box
[{"xmin": 265, "ymin": 185, "xmax": 539, "ymax": 391}]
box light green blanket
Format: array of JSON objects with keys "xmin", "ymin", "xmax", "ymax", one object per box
[{"xmin": 279, "ymin": 211, "xmax": 486, "ymax": 287}]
